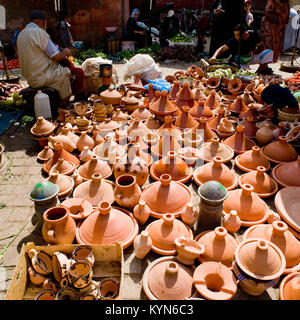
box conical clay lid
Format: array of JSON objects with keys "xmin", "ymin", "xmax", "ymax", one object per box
[
  {"xmin": 199, "ymin": 138, "xmax": 234, "ymax": 163},
  {"xmin": 78, "ymin": 155, "xmax": 112, "ymax": 180},
  {"xmin": 272, "ymin": 156, "xmax": 300, "ymax": 187},
  {"xmin": 235, "ymin": 146, "xmax": 270, "ymax": 172},
  {"xmin": 31, "ymin": 117, "xmax": 55, "ymax": 136}
]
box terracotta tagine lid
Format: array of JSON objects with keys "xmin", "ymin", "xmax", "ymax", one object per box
[
  {"xmin": 31, "ymin": 116, "xmax": 56, "ymax": 136},
  {"xmin": 169, "ymin": 81, "xmax": 181, "ymax": 100},
  {"xmin": 279, "ymin": 272, "xmax": 300, "ymax": 300},
  {"xmin": 193, "ymin": 262, "xmax": 237, "ymax": 300},
  {"xmin": 122, "ymin": 95, "xmax": 140, "ymax": 106},
  {"xmin": 144, "ymin": 117, "xmax": 161, "ymax": 130},
  {"xmin": 204, "ymin": 90, "xmax": 221, "ymax": 110},
  {"xmin": 174, "ymin": 106, "xmax": 199, "ymax": 131},
  {"xmin": 100, "ymin": 87, "xmax": 122, "ymax": 105},
  {"xmin": 93, "ymin": 137, "xmax": 126, "ymax": 163},
  {"xmin": 176, "ymin": 83, "xmax": 195, "ymax": 109},
  {"xmin": 127, "ymin": 118, "xmax": 150, "ymax": 138},
  {"xmin": 207, "ymin": 106, "xmax": 226, "ymax": 130},
  {"xmin": 49, "ymin": 158, "xmax": 76, "ymax": 176},
  {"xmin": 198, "ymin": 138, "xmax": 234, "ymax": 163},
  {"xmin": 195, "ymin": 227, "xmax": 239, "ymax": 267},
  {"xmin": 151, "ymin": 134, "xmax": 182, "ymax": 159},
  {"xmin": 198, "ymin": 117, "xmax": 218, "ymax": 142},
  {"xmin": 240, "ymin": 103, "xmax": 260, "ymax": 121},
  {"xmin": 142, "ymin": 256, "xmax": 195, "ymax": 300},
  {"xmin": 272, "ymin": 156, "xmax": 300, "ymax": 188},
  {"xmin": 76, "ymin": 202, "xmax": 139, "ymax": 249},
  {"xmin": 46, "ymin": 170, "xmax": 74, "ymax": 198},
  {"xmin": 78, "ymin": 155, "xmax": 112, "ymax": 180},
  {"xmin": 242, "ymin": 117, "xmax": 258, "ymax": 139},
  {"xmin": 193, "ymin": 156, "xmax": 238, "ymax": 190},
  {"xmin": 130, "ymin": 105, "xmax": 152, "ymax": 121},
  {"xmin": 235, "ymin": 238, "xmax": 286, "ymax": 281},
  {"xmin": 96, "ymin": 119, "xmax": 122, "ymax": 137},
  {"xmin": 241, "ymin": 91, "xmax": 255, "ymax": 106},
  {"xmin": 92, "ymin": 130, "xmax": 105, "ymax": 147},
  {"xmin": 192, "ymin": 87, "xmax": 207, "ymax": 101},
  {"xmin": 157, "ymin": 116, "xmax": 182, "ymax": 139},
  {"xmin": 48, "ymin": 135, "xmax": 76, "ymax": 153},
  {"xmin": 61, "ymin": 198, "xmax": 93, "ymax": 220},
  {"xmin": 189, "ymin": 101, "xmax": 214, "ymax": 121},
  {"xmin": 111, "ymin": 108, "xmax": 129, "ymax": 122},
  {"xmin": 43, "ymin": 142, "xmax": 80, "ymax": 174},
  {"xmin": 256, "ymin": 123, "xmax": 275, "ymax": 146},
  {"xmin": 145, "ymin": 213, "xmax": 193, "ymax": 255},
  {"xmin": 37, "ymin": 146, "xmax": 54, "ymax": 162},
  {"xmin": 147, "ymin": 83, "xmax": 156, "ymax": 102},
  {"xmin": 223, "ymin": 184, "xmax": 269, "ymax": 226},
  {"xmin": 76, "ymin": 131, "xmax": 95, "ymax": 152},
  {"xmin": 73, "ymin": 173, "xmax": 115, "ymax": 207},
  {"xmin": 222, "ymin": 125, "xmax": 256, "ymax": 154},
  {"xmin": 149, "ymin": 91, "xmax": 178, "ymax": 116},
  {"xmin": 175, "ymin": 236, "xmax": 204, "ymax": 265},
  {"xmin": 150, "ymin": 151, "xmax": 193, "ymax": 184},
  {"xmin": 239, "ymin": 166, "xmax": 278, "ymax": 198},
  {"xmin": 128, "ymin": 134, "xmax": 149, "ymax": 151},
  {"xmin": 141, "ymin": 174, "xmax": 193, "ymax": 219},
  {"xmin": 243, "ymin": 221, "xmax": 300, "ymax": 273},
  {"xmin": 227, "ymin": 96, "xmax": 249, "ymax": 114},
  {"xmin": 262, "ymin": 136, "xmax": 298, "ymax": 164},
  {"xmin": 235, "ymin": 146, "xmax": 270, "ymax": 172},
  {"xmin": 128, "ymin": 74, "xmax": 146, "ymax": 91},
  {"xmin": 274, "ymin": 187, "xmax": 300, "ymax": 233}
]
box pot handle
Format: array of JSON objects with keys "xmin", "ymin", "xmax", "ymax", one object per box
[
  {"xmin": 47, "ymin": 230, "xmax": 56, "ymax": 243},
  {"xmin": 28, "ymin": 248, "xmax": 38, "ymax": 260}
]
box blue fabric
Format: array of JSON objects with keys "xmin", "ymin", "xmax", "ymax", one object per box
[
  {"xmin": 12, "ymin": 30, "xmax": 20, "ymax": 46},
  {"xmin": 130, "ymin": 8, "xmax": 140, "ymax": 18},
  {"xmin": 259, "ymin": 49, "xmax": 272, "ymax": 60},
  {"xmin": 0, "ymin": 111, "xmax": 24, "ymax": 136},
  {"xmin": 44, "ymin": 39, "xmax": 59, "ymax": 58},
  {"xmin": 144, "ymin": 79, "xmax": 171, "ymax": 92}
]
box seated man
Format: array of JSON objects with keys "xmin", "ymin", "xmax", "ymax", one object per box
[
  {"xmin": 17, "ymin": 10, "xmax": 84, "ymax": 108},
  {"xmin": 209, "ymin": 24, "xmax": 274, "ymax": 75}
]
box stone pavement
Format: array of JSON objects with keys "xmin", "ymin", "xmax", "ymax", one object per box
[{"xmin": 0, "ymin": 54, "xmax": 298, "ymax": 300}]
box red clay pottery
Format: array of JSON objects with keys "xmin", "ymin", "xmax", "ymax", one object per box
[
  {"xmin": 122, "ymin": 95, "xmax": 140, "ymax": 113},
  {"xmin": 227, "ymin": 96, "xmax": 249, "ymax": 114},
  {"xmin": 150, "ymin": 151, "xmax": 193, "ymax": 184},
  {"xmin": 61, "ymin": 198, "xmax": 93, "ymax": 220},
  {"xmin": 243, "ymin": 221, "xmax": 300, "ymax": 274},
  {"xmin": 75, "ymin": 201, "xmax": 139, "ymax": 249},
  {"xmin": 134, "ymin": 230, "xmax": 153, "ymax": 259},
  {"xmin": 198, "ymin": 137, "xmax": 234, "ymax": 163},
  {"xmin": 52, "ymin": 251, "xmax": 70, "ymax": 282},
  {"xmin": 176, "ymin": 82, "xmax": 195, "ymax": 109},
  {"xmin": 217, "ymin": 118, "xmax": 235, "ymax": 138},
  {"xmin": 241, "ymin": 91, "xmax": 255, "ymax": 106},
  {"xmin": 43, "ymin": 142, "xmax": 80, "ymax": 174},
  {"xmin": 234, "ymin": 146, "xmax": 270, "ymax": 172},
  {"xmin": 228, "ymin": 78, "xmax": 242, "ymax": 95},
  {"xmin": 68, "ymin": 260, "xmax": 93, "ymax": 289},
  {"xmin": 96, "ymin": 118, "xmax": 122, "ymax": 138},
  {"xmin": 175, "ymin": 236, "xmax": 204, "ymax": 266},
  {"xmin": 189, "ymin": 101, "xmax": 214, "ymax": 121},
  {"xmin": 93, "ymin": 137, "xmax": 126, "ymax": 163},
  {"xmin": 79, "ymin": 146, "xmax": 94, "ymax": 163},
  {"xmin": 195, "ymin": 227, "xmax": 239, "ymax": 267},
  {"xmin": 157, "ymin": 116, "xmax": 182, "ymax": 139},
  {"xmin": 133, "ymin": 200, "xmax": 151, "ymax": 225},
  {"xmin": 181, "ymin": 202, "xmax": 199, "ymax": 227},
  {"xmin": 240, "ymin": 103, "xmax": 260, "ymax": 121},
  {"xmin": 198, "ymin": 117, "xmax": 218, "ymax": 142},
  {"xmin": 71, "ymin": 245, "xmax": 95, "ymax": 267},
  {"xmin": 130, "ymin": 105, "xmax": 152, "ymax": 121},
  {"xmin": 272, "ymin": 156, "xmax": 300, "ymax": 188},
  {"xmin": 78, "ymin": 155, "xmax": 112, "ymax": 180},
  {"xmin": 98, "ymin": 278, "xmax": 119, "ymax": 300},
  {"xmin": 49, "ymin": 158, "xmax": 76, "ymax": 176},
  {"xmin": 34, "ymin": 289, "xmax": 56, "ymax": 300},
  {"xmin": 174, "ymin": 106, "xmax": 199, "ymax": 131},
  {"xmin": 223, "ymin": 184, "xmax": 269, "ymax": 227},
  {"xmin": 112, "ymin": 108, "xmax": 129, "ymax": 122},
  {"xmin": 37, "ymin": 146, "xmax": 54, "ymax": 162},
  {"xmin": 141, "ymin": 174, "xmax": 193, "ymax": 219},
  {"xmin": 222, "ymin": 210, "xmax": 241, "ymax": 234},
  {"xmin": 114, "ymin": 174, "xmax": 141, "ymax": 210},
  {"xmin": 149, "ymin": 90, "xmax": 178, "ymax": 118},
  {"xmin": 238, "ymin": 166, "xmax": 278, "ymax": 198},
  {"xmin": 273, "ymin": 122, "xmax": 287, "ymax": 141},
  {"xmin": 48, "ymin": 135, "xmax": 76, "ymax": 153},
  {"xmin": 28, "ymin": 249, "xmax": 52, "ymax": 275},
  {"xmin": 279, "ymin": 272, "xmax": 300, "ymax": 300},
  {"xmin": 128, "ymin": 74, "xmax": 146, "ymax": 92},
  {"xmin": 144, "ymin": 117, "xmax": 161, "ymax": 130},
  {"xmin": 193, "ymin": 156, "xmax": 238, "ymax": 191},
  {"xmin": 192, "ymin": 87, "xmax": 207, "ymax": 101},
  {"xmin": 204, "ymin": 90, "xmax": 221, "ymax": 110},
  {"xmin": 242, "ymin": 117, "xmax": 258, "ymax": 139},
  {"xmin": 42, "ymin": 206, "xmax": 76, "ymax": 244},
  {"xmin": 76, "ymin": 131, "xmax": 94, "ymax": 152},
  {"xmin": 274, "ymin": 187, "xmax": 300, "ymax": 233},
  {"xmin": 46, "ymin": 170, "xmax": 74, "ymax": 198},
  {"xmin": 105, "ymin": 129, "xmax": 128, "ymax": 146},
  {"xmin": 72, "ymin": 169, "xmax": 83, "ymax": 187},
  {"xmin": 267, "ymin": 211, "xmax": 281, "ymax": 225},
  {"xmin": 197, "ymin": 181, "xmax": 228, "ymax": 230},
  {"xmin": 193, "ymin": 262, "xmax": 237, "ymax": 300},
  {"xmin": 142, "ymin": 256, "xmax": 195, "ymax": 300},
  {"xmin": 179, "ymin": 130, "xmax": 203, "ymax": 148},
  {"xmin": 147, "ymin": 83, "xmax": 156, "ymax": 101},
  {"xmin": 58, "ymin": 126, "xmax": 80, "ymax": 145},
  {"xmin": 206, "ymin": 77, "xmax": 220, "ymax": 90},
  {"xmin": 256, "ymin": 123, "xmax": 274, "ymax": 146},
  {"xmin": 207, "ymin": 106, "xmax": 226, "ymax": 130},
  {"xmin": 28, "ymin": 266, "xmax": 49, "ymax": 285},
  {"xmin": 262, "ymin": 136, "xmax": 298, "ymax": 164},
  {"xmin": 55, "ymin": 287, "xmax": 78, "ymax": 300},
  {"xmin": 42, "ymin": 278, "xmax": 60, "ymax": 293},
  {"xmin": 73, "ymin": 173, "xmax": 114, "ymax": 207},
  {"xmin": 100, "ymin": 87, "xmax": 122, "ymax": 105},
  {"xmin": 31, "ymin": 116, "xmax": 56, "ymax": 136},
  {"xmin": 145, "ymin": 213, "xmax": 193, "ymax": 255},
  {"xmin": 177, "ymin": 146, "xmax": 202, "ymax": 167},
  {"xmin": 127, "ymin": 118, "xmax": 150, "ymax": 138},
  {"xmin": 151, "ymin": 134, "xmax": 182, "ymax": 159},
  {"xmin": 222, "ymin": 125, "xmax": 256, "ymax": 154}
]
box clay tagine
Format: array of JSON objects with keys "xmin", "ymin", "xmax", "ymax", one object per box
[
  {"xmin": 189, "ymin": 101, "xmax": 214, "ymax": 121},
  {"xmin": 175, "ymin": 236, "xmax": 205, "ymax": 265},
  {"xmin": 227, "ymin": 96, "xmax": 249, "ymax": 114},
  {"xmin": 78, "ymin": 155, "xmax": 112, "ymax": 180},
  {"xmin": 99, "ymin": 87, "xmax": 122, "ymax": 105},
  {"xmin": 198, "ymin": 137, "xmax": 234, "ymax": 163},
  {"xmin": 174, "ymin": 106, "xmax": 199, "ymax": 131},
  {"xmin": 279, "ymin": 272, "xmax": 300, "ymax": 300},
  {"xmin": 271, "ymin": 156, "xmax": 300, "ymax": 188},
  {"xmin": 204, "ymin": 90, "xmax": 221, "ymax": 110},
  {"xmin": 46, "ymin": 170, "xmax": 74, "ymax": 198},
  {"xmin": 176, "ymin": 82, "xmax": 195, "ymax": 109},
  {"xmin": 234, "ymin": 146, "xmax": 270, "ymax": 172},
  {"xmin": 31, "ymin": 116, "xmax": 56, "ymax": 137}
]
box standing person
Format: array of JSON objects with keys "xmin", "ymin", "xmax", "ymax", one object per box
[
  {"xmin": 260, "ymin": 0, "xmax": 290, "ymax": 63},
  {"xmin": 245, "ymin": 0, "xmax": 254, "ymax": 27},
  {"xmin": 159, "ymin": 10, "xmax": 180, "ymax": 47},
  {"xmin": 283, "ymin": 7, "xmax": 300, "ymax": 52},
  {"xmin": 126, "ymin": 8, "xmax": 146, "ymax": 49}
]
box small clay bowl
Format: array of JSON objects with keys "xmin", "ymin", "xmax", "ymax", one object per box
[
  {"xmin": 61, "ymin": 198, "xmax": 93, "ymax": 220},
  {"xmin": 68, "ymin": 260, "xmax": 93, "ymax": 289},
  {"xmin": 28, "ymin": 266, "xmax": 49, "ymax": 286},
  {"xmin": 98, "ymin": 278, "xmax": 119, "ymax": 300},
  {"xmin": 71, "ymin": 245, "xmax": 95, "ymax": 267},
  {"xmin": 56, "ymin": 286, "xmax": 78, "ymax": 300},
  {"xmin": 35, "ymin": 289, "xmax": 56, "ymax": 300},
  {"xmin": 28, "ymin": 249, "xmax": 52, "ymax": 275}
]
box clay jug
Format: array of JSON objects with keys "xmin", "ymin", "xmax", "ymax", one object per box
[
  {"xmin": 114, "ymin": 174, "xmax": 141, "ymax": 210},
  {"xmin": 222, "ymin": 210, "xmax": 241, "ymax": 234},
  {"xmin": 134, "ymin": 231, "xmax": 153, "ymax": 259},
  {"xmin": 256, "ymin": 123, "xmax": 274, "ymax": 146},
  {"xmin": 133, "ymin": 200, "xmax": 151, "ymax": 225},
  {"xmin": 42, "ymin": 206, "xmax": 76, "ymax": 244},
  {"xmin": 181, "ymin": 202, "xmax": 198, "ymax": 226}
]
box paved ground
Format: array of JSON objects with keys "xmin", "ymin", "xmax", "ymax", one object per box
[{"xmin": 0, "ymin": 52, "xmax": 299, "ymax": 300}]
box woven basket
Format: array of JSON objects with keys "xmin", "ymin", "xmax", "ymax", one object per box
[
  {"xmin": 84, "ymin": 76, "xmax": 102, "ymax": 94},
  {"xmin": 278, "ymin": 107, "xmax": 300, "ymax": 122}
]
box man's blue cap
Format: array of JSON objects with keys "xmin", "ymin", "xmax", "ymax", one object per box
[{"xmin": 30, "ymin": 10, "xmax": 46, "ymax": 20}]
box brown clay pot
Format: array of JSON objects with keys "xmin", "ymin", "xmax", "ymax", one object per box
[
  {"xmin": 174, "ymin": 106, "xmax": 199, "ymax": 131},
  {"xmin": 144, "ymin": 117, "xmax": 161, "ymax": 131},
  {"xmin": 239, "ymin": 166, "xmax": 278, "ymax": 198},
  {"xmin": 272, "ymin": 156, "xmax": 300, "ymax": 188},
  {"xmin": 72, "ymin": 169, "xmax": 83, "ymax": 187},
  {"xmin": 180, "ymin": 202, "xmax": 199, "ymax": 227},
  {"xmin": 223, "ymin": 184, "xmax": 269, "ymax": 227},
  {"xmin": 31, "ymin": 116, "xmax": 56, "ymax": 137},
  {"xmin": 206, "ymin": 77, "xmax": 220, "ymax": 90},
  {"xmin": 243, "ymin": 221, "xmax": 300, "ymax": 273},
  {"xmin": 262, "ymin": 136, "xmax": 298, "ymax": 164},
  {"xmin": 75, "ymin": 201, "xmax": 139, "ymax": 248},
  {"xmin": 78, "ymin": 155, "xmax": 112, "ymax": 180},
  {"xmin": 279, "ymin": 272, "xmax": 300, "ymax": 300},
  {"xmin": 234, "ymin": 146, "xmax": 270, "ymax": 172},
  {"xmin": 222, "ymin": 210, "xmax": 241, "ymax": 234},
  {"xmin": 177, "ymin": 146, "xmax": 202, "ymax": 167},
  {"xmin": 100, "ymin": 87, "xmax": 122, "ymax": 105},
  {"xmin": 193, "ymin": 156, "xmax": 238, "ymax": 191},
  {"xmin": 55, "ymin": 287, "xmax": 78, "ymax": 300},
  {"xmin": 114, "ymin": 174, "xmax": 141, "ymax": 210},
  {"xmin": 52, "ymin": 251, "xmax": 70, "ymax": 282},
  {"xmin": 189, "ymin": 101, "xmax": 214, "ymax": 121},
  {"xmin": 79, "ymin": 146, "xmax": 94, "ymax": 163},
  {"xmin": 34, "ymin": 289, "xmax": 56, "ymax": 300},
  {"xmin": 71, "ymin": 245, "xmax": 95, "ymax": 267},
  {"xmin": 133, "ymin": 200, "xmax": 151, "ymax": 225},
  {"xmin": 198, "ymin": 137, "xmax": 234, "ymax": 163},
  {"xmin": 37, "ymin": 146, "xmax": 54, "ymax": 162},
  {"xmin": 68, "ymin": 260, "xmax": 93, "ymax": 289},
  {"xmin": 98, "ymin": 278, "xmax": 119, "ymax": 300},
  {"xmin": 48, "ymin": 135, "xmax": 76, "ymax": 153},
  {"xmin": 61, "ymin": 198, "xmax": 93, "ymax": 220},
  {"xmin": 149, "ymin": 91, "xmax": 178, "ymax": 117},
  {"xmin": 28, "ymin": 249, "xmax": 52, "ymax": 275},
  {"xmin": 204, "ymin": 90, "xmax": 221, "ymax": 110},
  {"xmin": 42, "ymin": 206, "xmax": 76, "ymax": 244},
  {"xmin": 255, "ymin": 123, "xmax": 274, "ymax": 146},
  {"xmin": 217, "ymin": 118, "xmax": 235, "ymax": 138},
  {"xmin": 46, "ymin": 170, "xmax": 74, "ymax": 198},
  {"xmin": 193, "ymin": 262, "xmax": 237, "ymax": 300},
  {"xmin": 227, "ymin": 96, "xmax": 249, "ymax": 114},
  {"xmin": 241, "ymin": 92, "xmax": 255, "ymax": 105},
  {"xmin": 195, "ymin": 227, "xmax": 239, "ymax": 268},
  {"xmin": 227, "ymin": 78, "xmax": 242, "ymax": 95},
  {"xmin": 176, "ymin": 83, "xmax": 195, "ymax": 109},
  {"xmin": 141, "ymin": 174, "xmax": 193, "ymax": 219},
  {"xmin": 73, "ymin": 173, "xmax": 114, "ymax": 208},
  {"xmin": 134, "ymin": 230, "xmax": 152, "ymax": 259},
  {"xmin": 175, "ymin": 236, "xmax": 204, "ymax": 266},
  {"xmin": 242, "ymin": 117, "xmax": 258, "ymax": 139},
  {"xmin": 198, "ymin": 117, "xmax": 218, "ymax": 142},
  {"xmin": 49, "ymin": 158, "xmax": 76, "ymax": 176},
  {"xmin": 28, "ymin": 266, "xmax": 49, "ymax": 285}
]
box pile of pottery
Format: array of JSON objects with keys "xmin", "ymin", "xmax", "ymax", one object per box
[
  {"xmin": 27, "ymin": 68, "xmax": 300, "ymax": 300},
  {"xmin": 28, "ymin": 245, "xmax": 119, "ymax": 300}
]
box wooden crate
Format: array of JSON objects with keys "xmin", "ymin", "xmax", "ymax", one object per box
[{"xmin": 5, "ymin": 242, "xmax": 124, "ymax": 300}]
